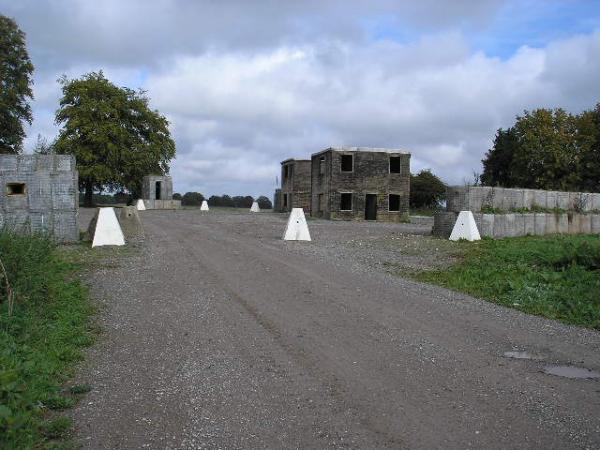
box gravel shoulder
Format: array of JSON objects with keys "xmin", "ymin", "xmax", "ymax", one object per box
[{"xmin": 71, "ymin": 209, "xmax": 600, "ymax": 449}]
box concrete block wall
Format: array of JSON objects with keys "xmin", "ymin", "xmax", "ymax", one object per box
[
  {"xmin": 281, "ymin": 159, "xmax": 311, "ymax": 213},
  {"xmin": 446, "ymin": 186, "xmax": 600, "ymax": 213},
  {"xmin": 0, "ymin": 154, "xmax": 79, "ymax": 242},
  {"xmin": 142, "ymin": 199, "xmax": 181, "ymax": 209},
  {"xmin": 433, "ymin": 211, "xmax": 600, "ymax": 239},
  {"xmin": 142, "ymin": 175, "xmax": 174, "ymax": 201}
]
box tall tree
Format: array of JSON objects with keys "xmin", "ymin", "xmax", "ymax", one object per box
[
  {"xmin": 577, "ymin": 104, "xmax": 600, "ymax": 192},
  {"xmin": 410, "ymin": 169, "xmax": 447, "ymax": 209},
  {"xmin": 480, "ymin": 127, "xmax": 518, "ymax": 187},
  {"xmin": 0, "ymin": 15, "xmax": 34, "ymax": 154},
  {"xmin": 54, "ymin": 72, "xmax": 176, "ymax": 206}
]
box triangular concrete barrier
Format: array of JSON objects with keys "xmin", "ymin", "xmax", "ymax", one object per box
[
  {"xmin": 449, "ymin": 211, "xmax": 481, "ymax": 241},
  {"xmin": 250, "ymin": 201, "xmax": 260, "ymax": 212},
  {"xmin": 89, "ymin": 207, "xmax": 126, "ymax": 247},
  {"xmin": 283, "ymin": 208, "xmax": 311, "ymax": 241},
  {"xmin": 200, "ymin": 200, "xmax": 209, "ymax": 211},
  {"xmin": 136, "ymin": 199, "xmax": 146, "ymax": 211}
]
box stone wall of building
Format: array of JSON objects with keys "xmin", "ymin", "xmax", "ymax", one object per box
[
  {"xmin": 0, "ymin": 154, "xmax": 79, "ymax": 242},
  {"xmin": 310, "ymin": 148, "xmax": 410, "ymax": 222},
  {"xmin": 142, "ymin": 175, "xmax": 174, "ymax": 201},
  {"xmin": 281, "ymin": 159, "xmax": 311, "ymax": 213}
]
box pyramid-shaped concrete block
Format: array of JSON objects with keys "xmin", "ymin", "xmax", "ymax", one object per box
[
  {"xmin": 89, "ymin": 207, "xmax": 126, "ymax": 247},
  {"xmin": 449, "ymin": 211, "xmax": 481, "ymax": 241},
  {"xmin": 250, "ymin": 201, "xmax": 260, "ymax": 212},
  {"xmin": 283, "ymin": 208, "xmax": 311, "ymax": 241},
  {"xmin": 200, "ymin": 200, "xmax": 209, "ymax": 211},
  {"xmin": 136, "ymin": 199, "xmax": 146, "ymax": 211}
]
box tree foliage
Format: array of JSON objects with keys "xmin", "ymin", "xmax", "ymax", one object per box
[
  {"xmin": 410, "ymin": 170, "xmax": 446, "ymax": 209},
  {"xmin": 181, "ymin": 192, "xmax": 205, "ymax": 206},
  {"xmin": 54, "ymin": 71, "xmax": 176, "ymax": 206},
  {"xmin": 256, "ymin": 195, "xmax": 272, "ymax": 209},
  {"xmin": 482, "ymin": 106, "xmax": 600, "ymax": 191},
  {"xmin": 0, "ymin": 15, "xmax": 34, "ymax": 154}
]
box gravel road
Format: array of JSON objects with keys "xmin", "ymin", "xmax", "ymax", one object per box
[{"xmin": 72, "ymin": 209, "xmax": 600, "ymax": 449}]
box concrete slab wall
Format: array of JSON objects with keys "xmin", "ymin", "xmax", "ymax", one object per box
[
  {"xmin": 0, "ymin": 154, "xmax": 78, "ymax": 242},
  {"xmin": 446, "ymin": 186, "xmax": 600, "ymax": 213},
  {"xmin": 433, "ymin": 211, "xmax": 600, "ymax": 239}
]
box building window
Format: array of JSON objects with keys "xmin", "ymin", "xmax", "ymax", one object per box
[
  {"xmin": 389, "ymin": 194, "xmax": 400, "ymax": 212},
  {"xmin": 6, "ymin": 183, "xmax": 26, "ymax": 196},
  {"xmin": 389, "ymin": 156, "xmax": 401, "ymax": 173},
  {"xmin": 319, "ymin": 156, "xmax": 325, "ymax": 175},
  {"xmin": 341, "ymin": 154, "xmax": 353, "ymax": 172},
  {"xmin": 283, "ymin": 194, "xmax": 288, "ymax": 208},
  {"xmin": 284, "ymin": 165, "xmax": 289, "ymax": 179},
  {"xmin": 340, "ymin": 193, "xmax": 352, "ymax": 211}
]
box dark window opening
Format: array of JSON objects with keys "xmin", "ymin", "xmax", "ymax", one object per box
[
  {"xmin": 341, "ymin": 154, "xmax": 353, "ymax": 172},
  {"xmin": 319, "ymin": 156, "xmax": 325, "ymax": 175},
  {"xmin": 6, "ymin": 183, "xmax": 26, "ymax": 196},
  {"xmin": 283, "ymin": 194, "xmax": 288, "ymax": 208},
  {"xmin": 155, "ymin": 181, "xmax": 162, "ymax": 200},
  {"xmin": 389, "ymin": 194, "xmax": 400, "ymax": 212},
  {"xmin": 365, "ymin": 194, "xmax": 377, "ymax": 220},
  {"xmin": 390, "ymin": 156, "xmax": 401, "ymax": 173},
  {"xmin": 340, "ymin": 193, "xmax": 352, "ymax": 211},
  {"xmin": 284, "ymin": 165, "xmax": 289, "ymax": 179}
]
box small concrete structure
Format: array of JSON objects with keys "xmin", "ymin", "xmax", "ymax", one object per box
[
  {"xmin": 310, "ymin": 147, "xmax": 410, "ymax": 222},
  {"xmin": 89, "ymin": 207, "xmax": 125, "ymax": 247},
  {"xmin": 449, "ymin": 211, "xmax": 481, "ymax": 241},
  {"xmin": 118, "ymin": 206, "xmax": 144, "ymax": 241},
  {"xmin": 283, "ymin": 208, "xmax": 311, "ymax": 241},
  {"xmin": 250, "ymin": 201, "xmax": 260, "ymax": 212},
  {"xmin": 280, "ymin": 159, "xmax": 311, "ymax": 213},
  {"xmin": 141, "ymin": 175, "xmax": 181, "ymax": 209},
  {"xmin": 0, "ymin": 154, "xmax": 78, "ymax": 242},
  {"xmin": 200, "ymin": 200, "xmax": 209, "ymax": 211}
]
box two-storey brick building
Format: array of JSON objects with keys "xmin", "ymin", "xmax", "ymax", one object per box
[{"xmin": 279, "ymin": 159, "xmax": 312, "ymax": 213}]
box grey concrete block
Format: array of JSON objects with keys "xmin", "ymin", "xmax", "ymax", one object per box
[
  {"xmin": 546, "ymin": 214, "xmax": 558, "ymax": 235},
  {"xmin": 493, "ymin": 214, "xmax": 507, "ymax": 238},
  {"xmin": 580, "ymin": 215, "xmax": 592, "ymax": 234},
  {"xmin": 568, "ymin": 213, "xmax": 580, "ymax": 234},
  {"xmin": 546, "ymin": 191, "xmax": 558, "ymax": 209},
  {"xmin": 523, "ymin": 213, "xmax": 535, "ymax": 235},
  {"xmin": 480, "ymin": 214, "xmax": 494, "ymax": 237},
  {"xmin": 533, "ymin": 190, "xmax": 547, "ymax": 209},
  {"xmin": 592, "ymin": 194, "xmax": 600, "ymax": 211},
  {"xmin": 557, "ymin": 192, "xmax": 570, "ymax": 210},
  {"xmin": 557, "ymin": 214, "xmax": 569, "ymax": 234},
  {"xmin": 592, "ymin": 215, "xmax": 600, "ymax": 234},
  {"xmin": 534, "ymin": 213, "xmax": 546, "ymax": 235},
  {"xmin": 510, "ymin": 214, "xmax": 524, "ymax": 237}
]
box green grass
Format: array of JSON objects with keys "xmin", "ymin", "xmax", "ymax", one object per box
[
  {"xmin": 0, "ymin": 231, "xmax": 96, "ymax": 449},
  {"xmin": 410, "ymin": 235, "xmax": 600, "ymax": 329}
]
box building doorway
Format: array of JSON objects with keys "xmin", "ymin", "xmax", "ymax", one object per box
[
  {"xmin": 155, "ymin": 181, "xmax": 162, "ymax": 200},
  {"xmin": 365, "ymin": 194, "xmax": 377, "ymax": 220}
]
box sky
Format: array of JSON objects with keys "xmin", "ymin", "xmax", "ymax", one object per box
[{"xmin": 2, "ymin": 0, "xmax": 600, "ymax": 197}]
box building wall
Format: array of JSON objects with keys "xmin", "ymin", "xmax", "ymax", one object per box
[
  {"xmin": 310, "ymin": 149, "xmax": 410, "ymax": 222},
  {"xmin": 142, "ymin": 175, "xmax": 173, "ymax": 201},
  {"xmin": 0, "ymin": 154, "xmax": 79, "ymax": 242},
  {"xmin": 281, "ymin": 160, "xmax": 311, "ymax": 213}
]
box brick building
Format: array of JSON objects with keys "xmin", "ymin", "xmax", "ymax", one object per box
[
  {"xmin": 310, "ymin": 147, "xmax": 410, "ymax": 221},
  {"xmin": 280, "ymin": 159, "xmax": 311, "ymax": 213},
  {"xmin": 0, "ymin": 154, "xmax": 79, "ymax": 242}
]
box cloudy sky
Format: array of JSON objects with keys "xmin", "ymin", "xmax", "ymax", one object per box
[{"xmin": 2, "ymin": 0, "xmax": 600, "ymax": 197}]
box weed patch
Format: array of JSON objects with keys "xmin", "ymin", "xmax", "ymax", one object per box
[{"xmin": 408, "ymin": 235, "xmax": 600, "ymax": 329}]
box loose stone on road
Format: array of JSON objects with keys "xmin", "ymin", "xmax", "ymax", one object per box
[{"xmin": 72, "ymin": 210, "xmax": 600, "ymax": 449}]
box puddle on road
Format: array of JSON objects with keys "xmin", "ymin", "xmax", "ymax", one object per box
[
  {"xmin": 543, "ymin": 365, "xmax": 600, "ymax": 379},
  {"xmin": 503, "ymin": 351, "xmax": 542, "ymax": 360}
]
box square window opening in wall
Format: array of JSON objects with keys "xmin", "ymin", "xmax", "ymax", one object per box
[
  {"xmin": 389, "ymin": 194, "xmax": 400, "ymax": 212},
  {"xmin": 390, "ymin": 156, "xmax": 401, "ymax": 173},
  {"xmin": 7, "ymin": 183, "xmax": 26, "ymax": 196},
  {"xmin": 340, "ymin": 192, "xmax": 353, "ymax": 211},
  {"xmin": 341, "ymin": 154, "xmax": 353, "ymax": 172}
]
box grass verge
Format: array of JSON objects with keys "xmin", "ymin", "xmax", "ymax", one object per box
[
  {"xmin": 407, "ymin": 235, "xmax": 600, "ymax": 329},
  {"xmin": 0, "ymin": 230, "xmax": 96, "ymax": 449}
]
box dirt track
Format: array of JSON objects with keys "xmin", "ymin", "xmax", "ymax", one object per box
[{"xmin": 72, "ymin": 209, "xmax": 600, "ymax": 449}]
